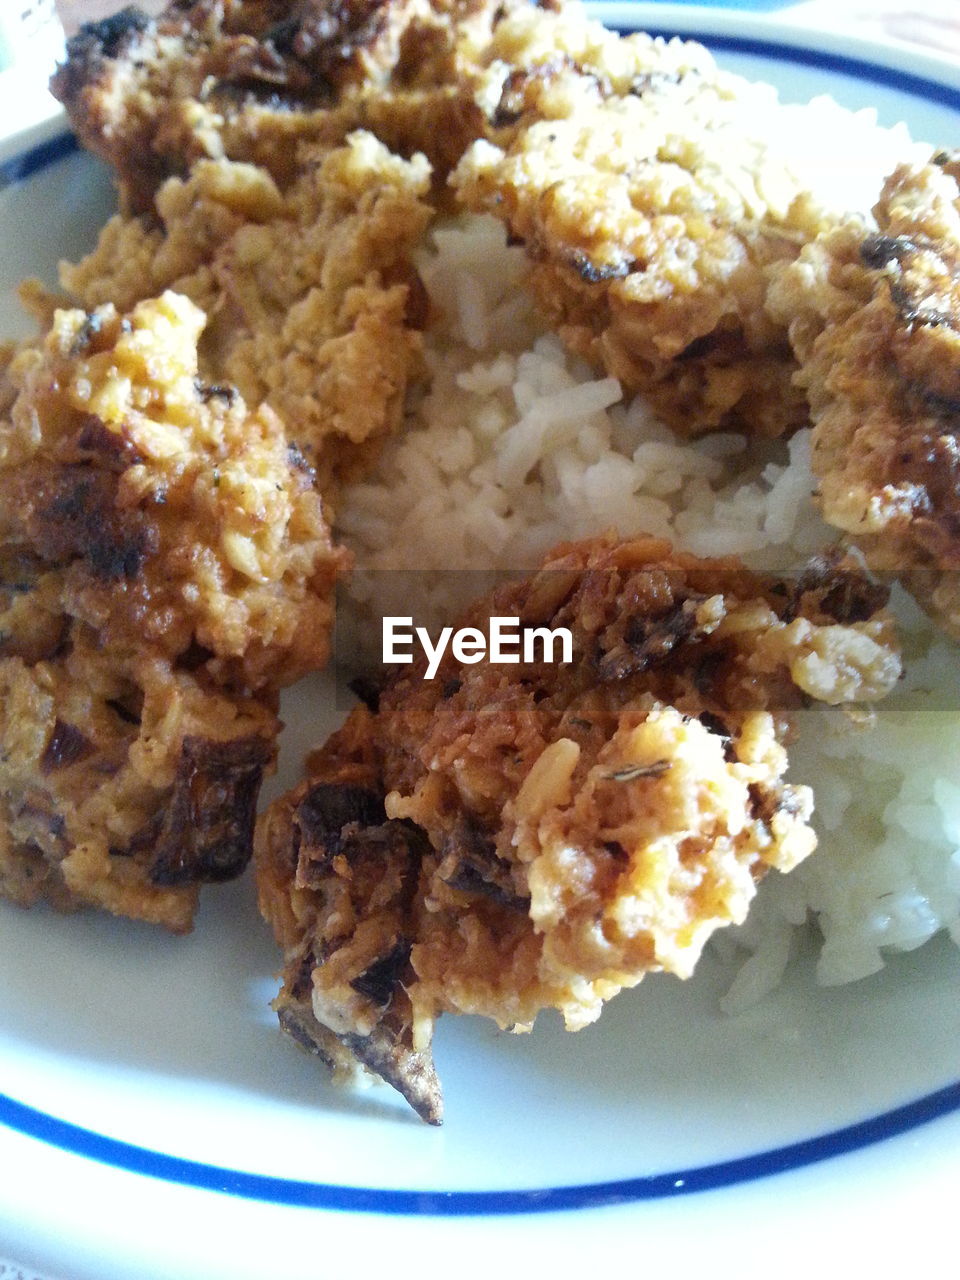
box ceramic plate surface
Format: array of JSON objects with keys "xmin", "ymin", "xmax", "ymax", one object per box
[{"xmin": 0, "ymin": 7, "xmax": 958, "ymax": 1277}]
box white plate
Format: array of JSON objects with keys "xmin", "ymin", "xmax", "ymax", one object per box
[{"xmin": 0, "ymin": 7, "xmax": 958, "ymax": 1278}]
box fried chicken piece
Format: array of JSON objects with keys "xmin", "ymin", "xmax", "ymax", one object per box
[
  {"xmin": 256, "ymin": 536, "xmax": 900, "ymax": 1120},
  {"xmin": 452, "ymin": 4, "xmax": 833, "ymax": 438},
  {"xmin": 767, "ymin": 155, "xmax": 960, "ymax": 638},
  {"xmin": 0, "ymin": 292, "xmax": 342, "ymax": 929},
  {"xmin": 59, "ymin": 133, "xmax": 433, "ymax": 490},
  {"xmin": 50, "ymin": 0, "xmax": 517, "ymax": 214}
]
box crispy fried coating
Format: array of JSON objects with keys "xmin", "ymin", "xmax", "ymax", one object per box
[
  {"xmin": 1, "ymin": 292, "xmax": 342, "ymax": 689},
  {"xmin": 50, "ymin": 0, "xmax": 516, "ymax": 213},
  {"xmin": 52, "ymin": 0, "xmax": 845, "ymax": 445},
  {"xmin": 0, "ymin": 638, "xmax": 275, "ymax": 932},
  {"xmin": 0, "ymin": 292, "xmax": 342, "ymax": 929},
  {"xmin": 255, "ymin": 536, "xmax": 901, "ymax": 1119},
  {"xmin": 452, "ymin": 4, "xmax": 830, "ymax": 438},
  {"xmin": 767, "ymin": 155, "xmax": 960, "ymax": 638},
  {"xmin": 59, "ymin": 134, "xmax": 433, "ymax": 491}
]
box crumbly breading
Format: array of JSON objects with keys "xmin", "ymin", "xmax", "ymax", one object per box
[
  {"xmin": 0, "ymin": 638, "xmax": 275, "ymax": 932},
  {"xmin": 255, "ymin": 536, "xmax": 901, "ymax": 1120},
  {"xmin": 50, "ymin": 0, "xmax": 518, "ymax": 214},
  {"xmin": 766, "ymin": 155, "xmax": 960, "ymax": 638},
  {"xmin": 0, "ymin": 292, "xmax": 342, "ymax": 930},
  {"xmin": 452, "ymin": 4, "xmax": 831, "ymax": 438},
  {"xmin": 59, "ymin": 134, "xmax": 433, "ymax": 491},
  {"xmin": 1, "ymin": 292, "xmax": 343, "ymax": 690},
  {"xmin": 52, "ymin": 0, "xmax": 852, "ymax": 446}
]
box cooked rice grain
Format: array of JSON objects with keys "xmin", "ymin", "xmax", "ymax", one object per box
[{"xmin": 338, "ymin": 144, "xmax": 960, "ymax": 1000}]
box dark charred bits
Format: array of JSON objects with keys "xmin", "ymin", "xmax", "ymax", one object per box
[
  {"xmin": 859, "ymin": 234, "xmax": 919, "ymax": 271},
  {"xmin": 566, "ymin": 248, "xmax": 633, "ymax": 283},
  {"xmin": 628, "ymin": 70, "xmax": 682, "ymax": 97},
  {"xmin": 105, "ymin": 696, "xmax": 142, "ymax": 727},
  {"xmin": 71, "ymin": 7, "xmax": 150, "ymax": 59},
  {"xmin": 350, "ymin": 938, "xmax": 412, "ymax": 1009},
  {"xmin": 276, "ymin": 1005, "xmax": 338, "ymax": 1068},
  {"xmin": 697, "ymin": 711, "xmax": 737, "ymax": 762},
  {"xmin": 911, "ymin": 383, "xmax": 960, "ymax": 418},
  {"xmin": 296, "ymin": 783, "xmax": 387, "ymax": 858},
  {"xmin": 678, "ymin": 333, "xmax": 719, "ymax": 362},
  {"xmin": 109, "ymin": 811, "xmax": 161, "ymax": 860},
  {"xmin": 174, "ymin": 640, "xmax": 217, "ymax": 673},
  {"xmin": 290, "ymin": 947, "xmax": 318, "ymax": 1000},
  {"xmin": 40, "ymin": 720, "xmax": 94, "ymax": 774},
  {"xmin": 149, "ymin": 734, "xmax": 272, "ymax": 885},
  {"xmin": 748, "ymin": 782, "xmax": 793, "ymax": 827},
  {"xmin": 348, "ymin": 673, "xmax": 383, "ymax": 712},
  {"xmin": 890, "ymin": 286, "xmax": 954, "ymax": 330},
  {"xmin": 796, "ymin": 555, "xmax": 890, "ymax": 624},
  {"xmin": 88, "ymin": 530, "xmax": 151, "ymax": 581},
  {"xmin": 697, "ymin": 710, "xmax": 731, "ymax": 740},
  {"xmin": 31, "ymin": 471, "xmax": 154, "ymax": 582},
  {"xmin": 599, "ymin": 595, "xmax": 704, "ymax": 682},
  {"xmin": 69, "ymin": 311, "xmax": 108, "ymax": 358},
  {"xmin": 73, "ymin": 414, "xmax": 141, "ymax": 470},
  {"xmin": 693, "ymin": 649, "xmax": 724, "ymax": 695},
  {"xmin": 195, "ymin": 379, "xmax": 239, "ymax": 405},
  {"xmin": 443, "ymin": 858, "xmax": 527, "ymax": 908},
  {"xmin": 439, "ymin": 816, "xmax": 528, "ymax": 909},
  {"xmin": 817, "ymin": 572, "xmax": 890, "ymax": 625},
  {"xmin": 286, "ymin": 441, "xmax": 312, "ymax": 472},
  {"xmin": 263, "ymin": 16, "xmax": 301, "ymax": 55}
]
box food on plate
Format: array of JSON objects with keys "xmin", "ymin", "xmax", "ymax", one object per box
[
  {"xmin": 0, "ymin": 292, "xmax": 341, "ymax": 929},
  {"xmin": 49, "ymin": 0, "xmax": 518, "ymax": 213},
  {"xmin": 0, "ymin": 291, "xmax": 342, "ymax": 689},
  {"xmin": 0, "ymin": 0, "xmax": 951, "ymax": 1115},
  {"xmin": 767, "ymin": 153, "xmax": 960, "ymax": 639},
  {"xmin": 55, "ymin": 0, "xmax": 924, "ymax": 449},
  {"xmin": 0, "ymin": 635, "xmax": 274, "ymax": 932},
  {"xmin": 339, "ymin": 211, "xmax": 960, "ymax": 1011},
  {"xmin": 452, "ymin": 2, "xmax": 830, "ymax": 438},
  {"xmin": 255, "ymin": 535, "xmax": 900, "ymax": 1120},
  {"xmin": 59, "ymin": 133, "xmax": 433, "ymax": 491}
]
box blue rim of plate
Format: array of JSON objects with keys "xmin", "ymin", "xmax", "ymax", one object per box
[{"xmin": 1, "ymin": 26, "xmax": 958, "ymax": 1216}]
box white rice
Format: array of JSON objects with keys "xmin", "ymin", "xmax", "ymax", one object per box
[
  {"xmin": 337, "ymin": 101, "xmax": 960, "ymax": 1000},
  {"xmin": 338, "ymin": 220, "xmax": 829, "ymax": 638}
]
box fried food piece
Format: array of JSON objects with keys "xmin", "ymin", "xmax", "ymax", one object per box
[
  {"xmin": 0, "ymin": 292, "xmax": 342, "ymax": 929},
  {"xmin": 59, "ymin": 133, "xmax": 433, "ymax": 489},
  {"xmin": 53, "ymin": 0, "xmax": 842, "ymax": 445},
  {"xmin": 0, "ymin": 637, "xmax": 275, "ymax": 932},
  {"xmin": 50, "ymin": 0, "xmax": 516, "ymax": 214},
  {"xmin": 452, "ymin": 4, "xmax": 831, "ymax": 438},
  {"xmin": 256, "ymin": 536, "xmax": 901, "ymax": 1120},
  {"xmin": 767, "ymin": 155, "xmax": 960, "ymax": 638},
  {"xmin": 1, "ymin": 291, "xmax": 342, "ymax": 689}
]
